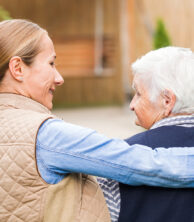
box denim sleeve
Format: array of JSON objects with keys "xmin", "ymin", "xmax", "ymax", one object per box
[{"xmin": 36, "ymin": 118, "xmax": 194, "ymax": 187}]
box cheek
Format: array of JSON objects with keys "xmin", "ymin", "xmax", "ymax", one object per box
[
  {"xmin": 36, "ymin": 71, "xmax": 54, "ymax": 89},
  {"xmin": 134, "ymin": 99, "xmax": 147, "ymax": 114},
  {"xmin": 134, "ymin": 100, "xmax": 152, "ymax": 124},
  {"xmin": 28, "ymin": 74, "xmax": 51, "ymax": 97}
]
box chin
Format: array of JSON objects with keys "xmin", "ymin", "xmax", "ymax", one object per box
[
  {"xmin": 135, "ymin": 119, "xmax": 140, "ymax": 126},
  {"xmin": 47, "ymin": 103, "xmax": 53, "ymax": 110},
  {"xmin": 44, "ymin": 101, "xmax": 53, "ymax": 110},
  {"xmin": 135, "ymin": 120, "xmax": 145, "ymax": 129}
]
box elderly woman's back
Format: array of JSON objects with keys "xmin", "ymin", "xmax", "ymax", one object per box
[{"xmin": 118, "ymin": 47, "xmax": 194, "ymax": 222}]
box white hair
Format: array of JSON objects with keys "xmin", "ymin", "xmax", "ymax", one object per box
[{"xmin": 131, "ymin": 46, "xmax": 194, "ymax": 114}]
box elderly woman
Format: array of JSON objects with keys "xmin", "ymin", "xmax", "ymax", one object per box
[
  {"xmin": 0, "ymin": 19, "xmax": 193, "ymax": 222},
  {"xmin": 117, "ymin": 47, "xmax": 194, "ymax": 222}
]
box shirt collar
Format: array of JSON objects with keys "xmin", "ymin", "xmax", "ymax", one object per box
[{"xmin": 151, "ymin": 115, "xmax": 194, "ymax": 129}]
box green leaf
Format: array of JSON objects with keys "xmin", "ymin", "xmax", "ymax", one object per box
[
  {"xmin": 153, "ymin": 18, "xmax": 171, "ymax": 49},
  {"xmin": 0, "ymin": 6, "xmax": 12, "ymax": 21}
]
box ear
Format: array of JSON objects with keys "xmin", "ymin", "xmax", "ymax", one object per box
[
  {"xmin": 162, "ymin": 90, "xmax": 176, "ymax": 117},
  {"xmin": 9, "ymin": 56, "xmax": 24, "ymax": 82}
]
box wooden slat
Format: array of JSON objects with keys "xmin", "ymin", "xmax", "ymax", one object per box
[{"xmin": 55, "ymin": 37, "xmax": 115, "ymax": 77}]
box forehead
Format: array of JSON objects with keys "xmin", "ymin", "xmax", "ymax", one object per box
[
  {"xmin": 132, "ymin": 75, "xmax": 141, "ymax": 88},
  {"xmin": 132, "ymin": 75, "xmax": 148, "ymax": 92},
  {"xmin": 38, "ymin": 34, "xmax": 55, "ymax": 55}
]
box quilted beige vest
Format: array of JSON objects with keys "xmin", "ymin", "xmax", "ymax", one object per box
[{"xmin": 0, "ymin": 93, "xmax": 110, "ymax": 222}]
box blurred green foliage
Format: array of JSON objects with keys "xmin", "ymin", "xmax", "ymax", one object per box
[
  {"xmin": 153, "ymin": 18, "xmax": 171, "ymax": 49},
  {"xmin": 0, "ymin": 6, "xmax": 12, "ymax": 21}
]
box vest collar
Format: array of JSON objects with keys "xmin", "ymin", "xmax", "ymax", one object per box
[{"xmin": 0, "ymin": 93, "xmax": 51, "ymax": 114}]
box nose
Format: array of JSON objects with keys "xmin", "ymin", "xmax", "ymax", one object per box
[
  {"xmin": 129, "ymin": 96, "xmax": 135, "ymax": 111},
  {"xmin": 54, "ymin": 69, "xmax": 64, "ymax": 86}
]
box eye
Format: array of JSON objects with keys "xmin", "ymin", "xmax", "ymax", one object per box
[
  {"xmin": 136, "ymin": 91, "xmax": 141, "ymax": 96},
  {"xmin": 50, "ymin": 61, "xmax": 55, "ymax": 67}
]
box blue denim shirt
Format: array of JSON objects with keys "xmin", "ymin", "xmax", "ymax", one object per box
[{"xmin": 36, "ymin": 118, "xmax": 194, "ymax": 187}]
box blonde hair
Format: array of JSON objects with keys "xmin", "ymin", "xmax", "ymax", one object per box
[{"xmin": 0, "ymin": 19, "xmax": 47, "ymax": 81}]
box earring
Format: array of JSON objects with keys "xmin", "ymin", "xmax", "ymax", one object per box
[{"xmin": 18, "ymin": 76, "xmax": 23, "ymax": 81}]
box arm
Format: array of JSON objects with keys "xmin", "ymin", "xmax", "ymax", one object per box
[{"xmin": 36, "ymin": 118, "xmax": 194, "ymax": 187}]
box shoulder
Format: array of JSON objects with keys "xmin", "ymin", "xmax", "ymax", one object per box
[
  {"xmin": 125, "ymin": 125, "xmax": 185, "ymax": 148},
  {"xmin": 37, "ymin": 118, "xmax": 95, "ymax": 147},
  {"xmin": 125, "ymin": 129, "xmax": 151, "ymax": 147},
  {"xmin": 39, "ymin": 118, "xmax": 94, "ymax": 135}
]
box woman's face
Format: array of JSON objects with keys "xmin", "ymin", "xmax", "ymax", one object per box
[
  {"xmin": 130, "ymin": 76, "xmax": 164, "ymax": 129},
  {"xmin": 23, "ymin": 34, "xmax": 64, "ymax": 110}
]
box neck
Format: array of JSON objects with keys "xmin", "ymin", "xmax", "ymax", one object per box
[{"xmin": 169, "ymin": 112, "xmax": 192, "ymax": 117}]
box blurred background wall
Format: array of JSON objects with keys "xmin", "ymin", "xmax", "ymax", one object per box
[
  {"xmin": 0, "ymin": 0, "xmax": 193, "ymax": 107},
  {"xmin": 131, "ymin": 0, "xmax": 194, "ymax": 62}
]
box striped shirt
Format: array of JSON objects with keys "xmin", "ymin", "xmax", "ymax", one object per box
[{"xmin": 97, "ymin": 177, "xmax": 120, "ymax": 222}]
